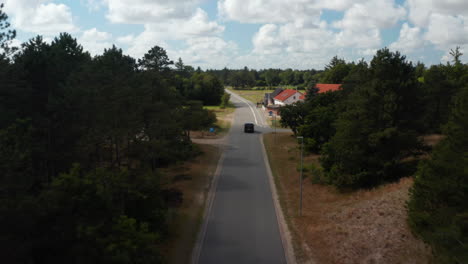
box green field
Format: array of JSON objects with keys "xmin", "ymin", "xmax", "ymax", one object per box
[{"xmin": 226, "ymin": 87, "xmax": 275, "ymax": 104}]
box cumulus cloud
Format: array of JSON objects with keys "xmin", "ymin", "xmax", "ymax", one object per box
[
  {"xmin": 404, "ymin": 0, "xmax": 468, "ymax": 55},
  {"xmin": 172, "ymin": 37, "xmax": 238, "ymax": 68},
  {"xmin": 218, "ymin": 0, "xmax": 321, "ymax": 24},
  {"xmin": 79, "ymin": 28, "xmax": 113, "ymax": 55},
  {"xmin": 389, "ymin": 23, "xmax": 425, "ymax": 53},
  {"xmin": 104, "ymin": 0, "xmax": 201, "ymax": 24},
  {"xmin": 332, "ymin": 0, "xmax": 405, "ymax": 49},
  {"xmin": 142, "ymin": 8, "xmax": 224, "ymax": 39},
  {"xmin": 5, "ymin": 0, "xmax": 467, "ymax": 69},
  {"xmin": 117, "ymin": 34, "xmax": 135, "ymax": 45},
  {"xmin": 3, "ymin": 0, "xmax": 78, "ymax": 36},
  {"xmin": 425, "ymin": 14, "xmax": 468, "ymax": 49},
  {"xmin": 407, "ymin": 0, "xmax": 468, "ymax": 28},
  {"xmin": 99, "ymin": 0, "xmax": 230, "ymax": 66},
  {"xmin": 81, "ymin": 0, "xmax": 105, "ymax": 12},
  {"xmin": 252, "ymin": 24, "xmax": 284, "ymax": 54}
]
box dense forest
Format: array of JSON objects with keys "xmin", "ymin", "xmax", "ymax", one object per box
[
  {"xmin": 206, "ymin": 57, "xmax": 352, "ymax": 89},
  {"xmin": 0, "ymin": 5, "xmax": 223, "ymax": 263},
  {"xmin": 280, "ymin": 48, "xmax": 468, "ymax": 263},
  {"xmin": 204, "ymin": 56, "xmax": 356, "ymax": 90}
]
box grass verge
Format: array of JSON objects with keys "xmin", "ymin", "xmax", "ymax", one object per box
[
  {"xmin": 190, "ymin": 103, "xmax": 235, "ymax": 139},
  {"xmin": 263, "ymin": 132, "xmax": 433, "ymax": 264},
  {"xmin": 161, "ymin": 144, "xmax": 222, "ymax": 264}
]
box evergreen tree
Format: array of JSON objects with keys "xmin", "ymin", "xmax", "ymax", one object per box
[
  {"xmin": 321, "ymin": 48, "xmax": 423, "ymax": 188},
  {"xmin": 408, "ymin": 86, "xmax": 468, "ymax": 263},
  {"xmin": 0, "ymin": 3, "xmax": 16, "ymax": 56}
]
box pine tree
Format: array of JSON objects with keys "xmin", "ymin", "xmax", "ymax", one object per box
[
  {"xmin": 408, "ymin": 86, "xmax": 468, "ymax": 263},
  {"xmin": 321, "ymin": 48, "xmax": 423, "ymax": 188}
]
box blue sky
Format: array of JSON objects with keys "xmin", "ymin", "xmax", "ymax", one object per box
[{"xmin": 3, "ymin": 0, "xmax": 467, "ymax": 69}]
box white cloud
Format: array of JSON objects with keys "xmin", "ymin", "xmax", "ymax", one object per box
[
  {"xmin": 407, "ymin": 0, "xmax": 468, "ymax": 28},
  {"xmin": 218, "ymin": 0, "xmax": 321, "ymax": 24},
  {"xmin": 4, "ymin": 0, "xmax": 78, "ymax": 36},
  {"xmin": 81, "ymin": 0, "xmax": 105, "ymax": 12},
  {"xmin": 142, "ymin": 8, "xmax": 224, "ymax": 39},
  {"xmin": 100, "ymin": 0, "xmax": 228, "ymax": 66},
  {"xmin": 333, "ymin": 0, "xmax": 405, "ymax": 30},
  {"xmin": 252, "ymin": 24, "xmax": 284, "ymax": 54},
  {"xmin": 389, "ymin": 23, "xmax": 424, "ymax": 53},
  {"xmin": 104, "ymin": 0, "xmax": 201, "ymax": 24},
  {"xmin": 124, "ymin": 26, "xmax": 168, "ymax": 59},
  {"xmin": 117, "ymin": 34, "xmax": 135, "ymax": 45},
  {"xmin": 172, "ymin": 37, "xmax": 238, "ymax": 68},
  {"xmin": 404, "ymin": 0, "xmax": 468, "ymax": 53},
  {"xmin": 332, "ymin": 0, "xmax": 405, "ymax": 49},
  {"xmin": 223, "ymin": 0, "xmax": 406, "ymax": 67},
  {"xmin": 79, "ymin": 28, "xmax": 113, "ymax": 55},
  {"xmin": 424, "ymin": 14, "xmax": 468, "ymax": 50}
]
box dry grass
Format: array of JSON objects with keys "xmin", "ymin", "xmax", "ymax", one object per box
[
  {"xmin": 264, "ymin": 132, "xmax": 433, "ymax": 264},
  {"xmin": 160, "ymin": 144, "xmax": 222, "ymax": 264}
]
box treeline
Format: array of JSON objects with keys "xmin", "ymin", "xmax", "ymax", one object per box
[
  {"xmin": 280, "ymin": 48, "xmax": 468, "ymax": 263},
  {"xmin": 207, "ymin": 67, "xmax": 318, "ymax": 89},
  {"xmin": 206, "ymin": 56, "xmax": 356, "ymax": 89},
  {"xmin": 0, "ymin": 6, "xmax": 223, "ymax": 263}
]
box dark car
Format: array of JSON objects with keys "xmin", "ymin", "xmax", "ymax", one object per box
[{"xmin": 244, "ymin": 123, "xmax": 254, "ymax": 133}]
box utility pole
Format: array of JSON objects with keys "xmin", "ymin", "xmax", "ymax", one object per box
[
  {"xmin": 274, "ymin": 113, "xmax": 277, "ymax": 142},
  {"xmin": 297, "ymin": 136, "xmax": 304, "ymax": 217}
]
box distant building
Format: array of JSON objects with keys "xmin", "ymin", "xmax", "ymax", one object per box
[
  {"xmin": 316, "ymin": 83, "xmax": 342, "ymax": 93},
  {"xmin": 298, "ymin": 84, "xmax": 342, "ymax": 101},
  {"xmin": 273, "ymin": 89, "xmax": 303, "ymax": 106},
  {"xmin": 263, "ymin": 88, "xmax": 284, "ymax": 106}
]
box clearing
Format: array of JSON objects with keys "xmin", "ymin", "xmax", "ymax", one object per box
[{"xmin": 226, "ymin": 87, "xmax": 276, "ymax": 104}]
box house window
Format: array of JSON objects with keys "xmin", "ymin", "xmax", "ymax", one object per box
[{"xmin": 293, "ymin": 96, "xmax": 296, "ymax": 99}]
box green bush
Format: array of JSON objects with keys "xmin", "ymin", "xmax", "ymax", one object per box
[{"xmin": 220, "ymin": 92, "xmax": 231, "ymax": 108}]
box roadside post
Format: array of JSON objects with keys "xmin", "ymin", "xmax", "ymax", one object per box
[
  {"xmin": 297, "ymin": 136, "xmax": 304, "ymax": 217},
  {"xmin": 274, "ymin": 113, "xmax": 277, "ymax": 142}
]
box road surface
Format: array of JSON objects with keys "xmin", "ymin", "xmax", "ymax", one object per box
[{"xmin": 196, "ymin": 91, "xmax": 288, "ymax": 264}]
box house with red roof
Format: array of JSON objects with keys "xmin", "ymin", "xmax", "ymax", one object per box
[
  {"xmin": 298, "ymin": 84, "xmax": 342, "ymax": 101},
  {"xmin": 273, "ymin": 89, "xmax": 303, "ymax": 106},
  {"xmin": 316, "ymin": 83, "xmax": 341, "ymax": 93}
]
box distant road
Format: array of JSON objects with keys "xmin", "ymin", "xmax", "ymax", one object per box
[{"xmin": 195, "ymin": 91, "xmax": 287, "ymax": 263}]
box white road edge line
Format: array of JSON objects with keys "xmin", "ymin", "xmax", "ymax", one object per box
[
  {"xmin": 227, "ymin": 90, "xmax": 259, "ymax": 125},
  {"xmin": 191, "ymin": 148, "xmax": 226, "ymax": 264},
  {"xmin": 260, "ymin": 134, "xmax": 297, "ymax": 264}
]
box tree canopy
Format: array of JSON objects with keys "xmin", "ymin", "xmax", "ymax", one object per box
[{"xmin": 0, "ymin": 17, "xmax": 224, "ymax": 261}]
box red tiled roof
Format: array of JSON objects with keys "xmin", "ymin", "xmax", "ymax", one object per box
[
  {"xmin": 274, "ymin": 89, "xmax": 302, "ymax": 102},
  {"xmin": 316, "ymin": 84, "xmax": 341, "ymax": 93},
  {"xmin": 299, "ymin": 93, "xmax": 306, "ymax": 100}
]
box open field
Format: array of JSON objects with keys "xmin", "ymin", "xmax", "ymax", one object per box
[
  {"xmin": 226, "ymin": 87, "xmax": 276, "ymax": 104},
  {"xmin": 263, "ymin": 132, "xmax": 433, "ymax": 264},
  {"xmin": 161, "ymin": 143, "xmax": 222, "ymax": 264}
]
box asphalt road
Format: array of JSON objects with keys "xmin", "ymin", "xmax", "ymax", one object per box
[{"xmin": 197, "ymin": 92, "xmax": 287, "ymax": 264}]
